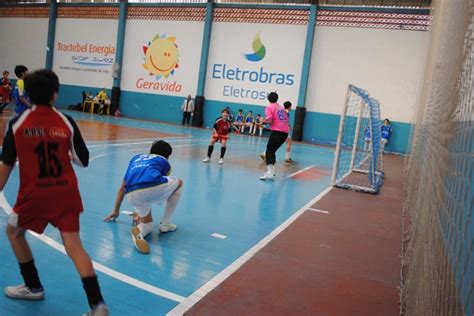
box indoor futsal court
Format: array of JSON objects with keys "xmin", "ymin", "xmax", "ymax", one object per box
[
  {"xmin": 0, "ymin": 110, "xmax": 334, "ymax": 315},
  {"xmin": 0, "ymin": 0, "xmax": 472, "ymax": 315}
]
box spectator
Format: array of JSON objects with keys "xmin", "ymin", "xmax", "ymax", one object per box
[{"xmin": 181, "ymin": 95, "xmax": 194, "ymax": 125}]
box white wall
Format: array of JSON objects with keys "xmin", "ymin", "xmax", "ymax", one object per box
[
  {"xmin": 52, "ymin": 19, "xmax": 118, "ymax": 88},
  {"xmin": 205, "ymin": 22, "xmax": 306, "ymax": 105},
  {"xmin": 306, "ymin": 26, "xmax": 429, "ymax": 123},
  {"xmin": 121, "ymin": 20, "xmax": 204, "ymax": 97},
  {"xmin": 0, "ymin": 18, "xmax": 48, "ymax": 77}
]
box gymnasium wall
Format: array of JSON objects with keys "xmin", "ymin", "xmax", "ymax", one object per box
[
  {"xmin": 306, "ymin": 25, "xmax": 429, "ymax": 151},
  {"xmin": 0, "ymin": 7, "xmax": 49, "ymax": 78},
  {"xmin": 0, "ymin": 4, "xmax": 430, "ymax": 154}
]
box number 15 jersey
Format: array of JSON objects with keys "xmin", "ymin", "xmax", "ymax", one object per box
[{"xmin": 2, "ymin": 105, "xmax": 89, "ymax": 219}]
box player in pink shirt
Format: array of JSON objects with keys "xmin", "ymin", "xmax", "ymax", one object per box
[{"xmin": 260, "ymin": 92, "xmax": 289, "ymax": 180}]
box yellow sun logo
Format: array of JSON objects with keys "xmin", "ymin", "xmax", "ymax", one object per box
[{"xmin": 143, "ymin": 34, "xmax": 179, "ymax": 79}]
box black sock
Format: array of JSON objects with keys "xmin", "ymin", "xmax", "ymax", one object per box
[
  {"xmin": 220, "ymin": 147, "xmax": 227, "ymax": 158},
  {"xmin": 207, "ymin": 145, "xmax": 214, "ymax": 158},
  {"xmin": 82, "ymin": 275, "xmax": 105, "ymax": 308},
  {"xmin": 19, "ymin": 259, "xmax": 43, "ymax": 290}
]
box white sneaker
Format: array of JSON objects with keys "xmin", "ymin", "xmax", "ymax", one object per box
[
  {"xmin": 259, "ymin": 173, "xmax": 275, "ymax": 181},
  {"xmin": 130, "ymin": 226, "xmax": 149, "ymax": 254},
  {"xmin": 203, "ymin": 157, "xmax": 210, "ymax": 163},
  {"xmin": 4, "ymin": 284, "xmax": 45, "ymax": 300},
  {"xmin": 159, "ymin": 222, "xmax": 178, "ymax": 233},
  {"xmin": 218, "ymin": 158, "xmax": 224, "ymax": 164},
  {"xmin": 82, "ymin": 303, "xmax": 110, "ymax": 316}
]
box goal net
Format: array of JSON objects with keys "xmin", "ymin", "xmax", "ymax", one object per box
[
  {"xmin": 331, "ymin": 84, "xmax": 384, "ymax": 194},
  {"xmin": 401, "ymin": 1, "xmax": 473, "ymax": 315}
]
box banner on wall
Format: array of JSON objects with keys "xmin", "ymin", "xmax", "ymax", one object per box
[
  {"xmin": 205, "ymin": 23, "xmax": 306, "ymax": 104},
  {"xmin": 53, "ymin": 19, "xmax": 117, "ymax": 88},
  {"xmin": 120, "ymin": 21, "xmax": 204, "ymax": 97}
]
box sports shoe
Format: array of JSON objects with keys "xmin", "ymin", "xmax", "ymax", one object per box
[
  {"xmin": 259, "ymin": 153, "xmax": 266, "ymax": 161},
  {"xmin": 130, "ymin": 226, "xmax": 149, "ymax": 254},
  {"xmin": 159, "ymin": 223, "xmax": 178, "ymax": 233},
  {"xmin": 259, "ymin": 172, "xmax": 275, "ymax": 181},
  {"xmin": 218, "ymin": 158, "xmax": 224, "ymax": 164},
  {"xmin": 82, "ymin": 303, "xmax": 110, "ymax": 316},
  {"xmin": 203, "ymin": 157, "xmax": 210, "ymax": 163},
  {"xmin": 285, "ymin": 158, "xmax": 295, "ymax": 164},
  {"xmin": 4, "ymin": 284, "xmax": 45, "ymax": 300}
]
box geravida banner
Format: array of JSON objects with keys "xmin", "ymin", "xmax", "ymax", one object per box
[
  {"xmin": 205, "ymin": 23, "xmax": 306, "ymax": 105},
  {"xmin": 120, "ymin": 20, "xmax": 204, "ymax": 97},
  {"xmin": 52, "ymin": 19, "xmax": 118, "ymax": 88}
]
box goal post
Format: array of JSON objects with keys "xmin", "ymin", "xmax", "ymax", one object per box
[{"xmin": 331, "ymin": 84, "xmax": 384, "ymax": 194}]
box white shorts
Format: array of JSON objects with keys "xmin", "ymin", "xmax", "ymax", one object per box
[
  {"xmin": 381, "ymin": 138, "xmax": 388, "ymax": 144},
  {"xmin": 126, "ymin": 176, "xmax": 179, "ymax": 217}
]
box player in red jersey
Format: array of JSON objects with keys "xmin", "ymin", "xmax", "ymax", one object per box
[
  {"xmin": 0, "ymin": 70, "xmax": 108, "ymax": 316},
  {"xmin": 203, "ymin": 109, "xmax": 231, "ymax": 164}
]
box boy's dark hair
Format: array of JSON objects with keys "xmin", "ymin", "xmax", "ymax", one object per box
[
  {"xmin": 150, "ymin": 140, "xmax": 172, "ymax": 158},
  {"xmin": 268, "ymin": 92, "xmax": 278, "ymax": 103},
  {"xmin": 14, "ymin": 65, "xmax": 28, "ymax": 78},
  {"xmin": 222, "ymin": 109, "xmax": 229, "ymax": 114},
  {"xmin": 24, "ymin": 69, "xmax": 59, "ymax": 105},
  {"xmin": 384, "ymin": 118, "xmax": 391, "ymax": 124},
  {"xmin": 283, "ymin": 101, "xmax": 292, "ymax": 109},
  {"xmin": 238, "ymin": 109, "xmax": 243, "ymax": 112}
]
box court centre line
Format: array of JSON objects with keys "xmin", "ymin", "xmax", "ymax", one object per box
[
  {"xmin": 89, "ymin": 143, "xmax": 200, "ymax": 162},
  {"xmin": 0, "ymin": 192, "xmax": 185, "ymax": 303},
  {"xmin": 288, "ymin": 165, "xmax": 316, "ymax": 178},
  {"xmin": 88, "ymin": 138, "xmax": 209, "ymax": 149},
  {"xmin": 167, "ymin": 186, "xmax": 333, "ymax": 316},
  {"xmin": 307, "ymin": 208, "xmax": 329, "ymax": 214}
]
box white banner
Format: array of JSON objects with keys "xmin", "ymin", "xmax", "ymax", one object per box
[
  {"xmin": 52, "ymin": 19, "xmax": 118, "ymax": 88},
  {"xmin": 205, "ymin": 23, "xmax": 306, "ymax": 105},
  {"xmin": 120, "ymin": 20, "xmax": 204, "ymax": 97}
]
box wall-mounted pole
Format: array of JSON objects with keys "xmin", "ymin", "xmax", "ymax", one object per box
[{"xmin": 45, "ymin": 1, "xmax": 58, "ymax": 70}]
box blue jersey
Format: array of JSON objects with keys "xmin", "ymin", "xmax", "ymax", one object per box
[
  {"xmin": 235, "ymin": 114, "xmax": 244, "ymax": 123},
  {"xmin": 123, "ymin": 154, "xmax": 171, "ymax": 193},
  {"xmin": 12, "ymin": 79, "xmax": 30, "ymax": 115},
  {"xmin": 381, "ymin": 125, "xmax": 392, "ymax": 140},
  {"xmin": 364, "ymin": 126, "xmax": 371, "ymax": 139},
  {"xmin": 245, "ymin": 116, "xmax": 254, "ymax": 123}
]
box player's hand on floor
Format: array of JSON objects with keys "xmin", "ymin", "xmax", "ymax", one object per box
[{"xmin": 104, "ymin": 211, "xmax": 119, "ymax": 222}]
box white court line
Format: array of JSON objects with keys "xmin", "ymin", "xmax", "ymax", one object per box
[
  {"xmin": 167, "ymin": 186, "xmax": 333, "ymax": 316},
  {"xmin": 211, "ymin": 233, "xmax": 227, "ymax": 239},
  {"xmin": 0, "ymin": 192, "xmax": 185, "ymax": 303},
  {"xmin": 88, "ymin": 138, "xmax": 209, "ymax": 149},
  {"xmin": 307, "ymin": 208, "xmax": 329, "ymax": 214},
  {"xmin": 89, "ymin": 153, "xmax": 108, "ymax": 162},
  {"xmin": 89, "ymin": 143, "xmax": 199, "ymax": 162},
  {"xmin": 288, "ymin": 165, "xmax": 316, "ymax": 178}
]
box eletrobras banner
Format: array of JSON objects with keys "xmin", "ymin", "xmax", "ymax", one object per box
[
  {"xmin": 205, "ymin": 23, "xmax": 306, "ymax": 105},
  {"xmin": 53, "ymin": 19, "xmax": 118, "ymax": 88},
  {"xmin": 120, "ymin": 20, "xmax": 204, "ymax": 97}
]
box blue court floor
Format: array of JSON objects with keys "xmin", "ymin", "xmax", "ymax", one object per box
[{"xmin": 0, "ymin": 111, "xmax": 334, "ymax": 315}]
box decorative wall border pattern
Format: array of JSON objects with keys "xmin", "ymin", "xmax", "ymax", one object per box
[
  {"xmin": 0, "ymin": 7, "xmax": 49, "ymax": 18},
  {"xmin": 57, "ymin": 7, "xmax": 119, "ymax": 20},
  {"xmin": 213, "ymin": 8, "xmax": 309, "ymax": 25},
  {"xmin": 317, "ymin": 10, "xmax": 431, "ymax": 31},
  {"xmin": 127, "ymin": 7, "xmax": 206, "ymax": 21}
]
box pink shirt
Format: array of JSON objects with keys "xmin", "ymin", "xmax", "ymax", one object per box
[{"xmin": 265, "ymin": 102, "xmax": 289, "ymax": 133}]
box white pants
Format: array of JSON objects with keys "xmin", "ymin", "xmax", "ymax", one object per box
[{"xmin": 126, "ymin": 177, "xmax": 179, "ymax": 217}]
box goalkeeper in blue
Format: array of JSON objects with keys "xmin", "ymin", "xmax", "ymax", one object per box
[{"xmin": 380, "ymin": 118, "xmax": 392, "ymax": 152}]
